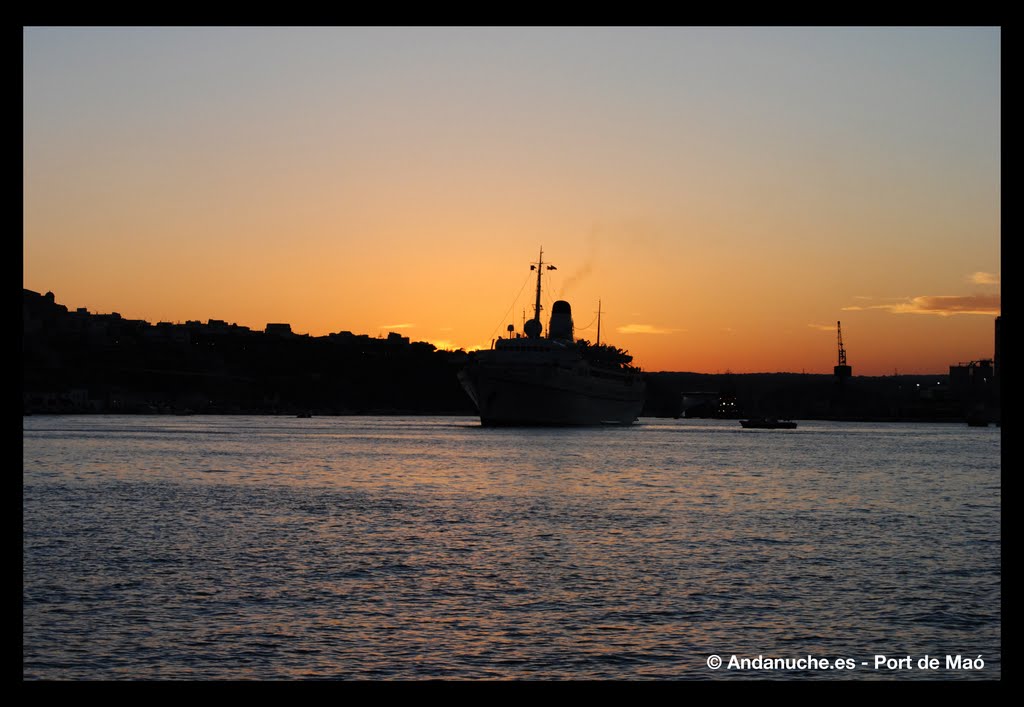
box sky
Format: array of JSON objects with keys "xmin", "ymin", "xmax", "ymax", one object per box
[{"xmin": 23, "ymin": 27, "xmax": 1000, "ymax": 374}]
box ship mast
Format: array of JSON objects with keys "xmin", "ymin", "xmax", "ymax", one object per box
[
  {"xmin": 596, "ymin": 299, "xmax": 602, "ymax": 346},
  {"xmin": 532, "ymin": 247, "xmax": 545, "ymax": 323},
  {"xmin": 526, "ymin": 247, "xmax": 556, "ymax": 338}
]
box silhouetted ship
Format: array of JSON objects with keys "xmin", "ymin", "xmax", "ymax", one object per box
[
  {"xmin": 739, "ymin": 418, "xmax": 797, "ymax": 429},
  {"xmin": 458, "ymin": 249, "xmax": 645, "ymax": 426}
]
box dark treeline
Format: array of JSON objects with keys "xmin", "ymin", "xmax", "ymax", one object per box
[{"xmin": 24, "ymin": 289, "xmax": 998, "ymax": 422}]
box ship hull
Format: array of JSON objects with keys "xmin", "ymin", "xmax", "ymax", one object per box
[
  {"xmin": 458, "ymin": 358, "xmax": 645, "ymax": 426},
  {"xmin": 739, "ymin": 418, "xmax": 797, "ymax": 429}
]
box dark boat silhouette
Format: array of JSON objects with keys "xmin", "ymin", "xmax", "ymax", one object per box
[
  {"xmin": 458, "ymin": 248, "xmax": 645, "ymax": 426},
  {"xmin": 739, "ymin": 418, "xmax": 798, "ymax": 429},
  {"xmin": 966, "ymin": 409, "xmax": 989, "ymax": 427}
]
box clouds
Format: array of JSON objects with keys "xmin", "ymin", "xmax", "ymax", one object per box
[
  {"xmin": 843, "ymin": 294, "xmax": 1000, "ymax": 317},
  {"xmin": 616, "ymin": 324, "xmax": 679, "ymax": 335},
  {"xmin": 840, "ymin": 271, "xmax": 999, "ymax": 318},
  {"xmin": 968, "ymin": 271, "xmax": 999, "ymax": 285}
]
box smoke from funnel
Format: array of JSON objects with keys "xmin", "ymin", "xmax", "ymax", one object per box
[
  {"xmin": 559, "ymin": 231, "xmax": 600, "ymax": 297},
  {"xmin": 560, "ymin": 261, "xmax": 593, "ymax": 296}
]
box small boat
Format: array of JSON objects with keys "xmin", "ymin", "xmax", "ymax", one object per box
[
  {"xmin": 966, "ymin": 410, "xmax": 989, "ymax": 427},
  {"xmin": 740, "ymin": 418, "xmax": 797, "ymax": 429}
]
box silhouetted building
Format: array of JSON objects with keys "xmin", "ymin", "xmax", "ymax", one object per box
[
  {"xmin": 144, "ymin": 322, "xmax": 191, "ymax": 345},
  {"xmin": 950, "ymin": 359, "xmax": 993, "ymax": 394},
  {"xmin": 265, "ymin": 323, "xmax": 293, "ymax": 336},
  {"xmin": 949, "ymin": 358, "xmax": 995, "ymax": 425}
]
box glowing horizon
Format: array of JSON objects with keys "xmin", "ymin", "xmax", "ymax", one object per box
[{"xmin": 24, "ymin": 27, "xmax": 1000, "ymax": 375}]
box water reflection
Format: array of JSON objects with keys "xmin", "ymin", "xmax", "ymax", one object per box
[{"xmin": 23, "ymin": 416, "xmax": 1000, "ymax": 679}]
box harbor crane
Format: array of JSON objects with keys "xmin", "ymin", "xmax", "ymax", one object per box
[{"xmin": 835, "ymin": 321, "xmax": 852, "ymax": 382}]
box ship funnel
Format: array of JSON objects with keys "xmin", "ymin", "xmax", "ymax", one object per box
[{"xmin": 549, "ymin": 300, "xmax": 574, "ymax": 340}]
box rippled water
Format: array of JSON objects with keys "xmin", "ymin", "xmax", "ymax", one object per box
[{"xmin": 23, "ymin": 415, "xmax": 1000, "ymax": 680}]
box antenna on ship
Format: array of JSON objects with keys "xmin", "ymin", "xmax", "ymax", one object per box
[{"xmin": 525, "ymin": 247, "xmax": 556, "ymax": 339}]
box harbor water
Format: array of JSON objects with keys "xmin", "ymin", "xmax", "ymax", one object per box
[{"xmin": 23, "ymin": 415, "xmax": 1001, "ymax": 680}]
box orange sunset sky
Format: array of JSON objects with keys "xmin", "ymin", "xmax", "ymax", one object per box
[{"xmin": 23, "ymin": 27, "xmax": 1000, "ymax": 375}]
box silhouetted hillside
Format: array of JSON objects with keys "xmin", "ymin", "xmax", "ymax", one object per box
[
  {"xmin": 23, "ymin": 289, "xmax": 473, "ymax": 415},
  {"xmin": 24, "ymin": 289, "xmax": 998, "ymax": 422}
]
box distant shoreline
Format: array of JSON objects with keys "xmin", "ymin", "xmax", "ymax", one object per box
[
  {"xmin": 24, "ymin": 287, "xmax": 999, "ymax": 424},
  {"xmin": 23, "ymin": 411, "xmax": 997, "ymax": 425}
]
